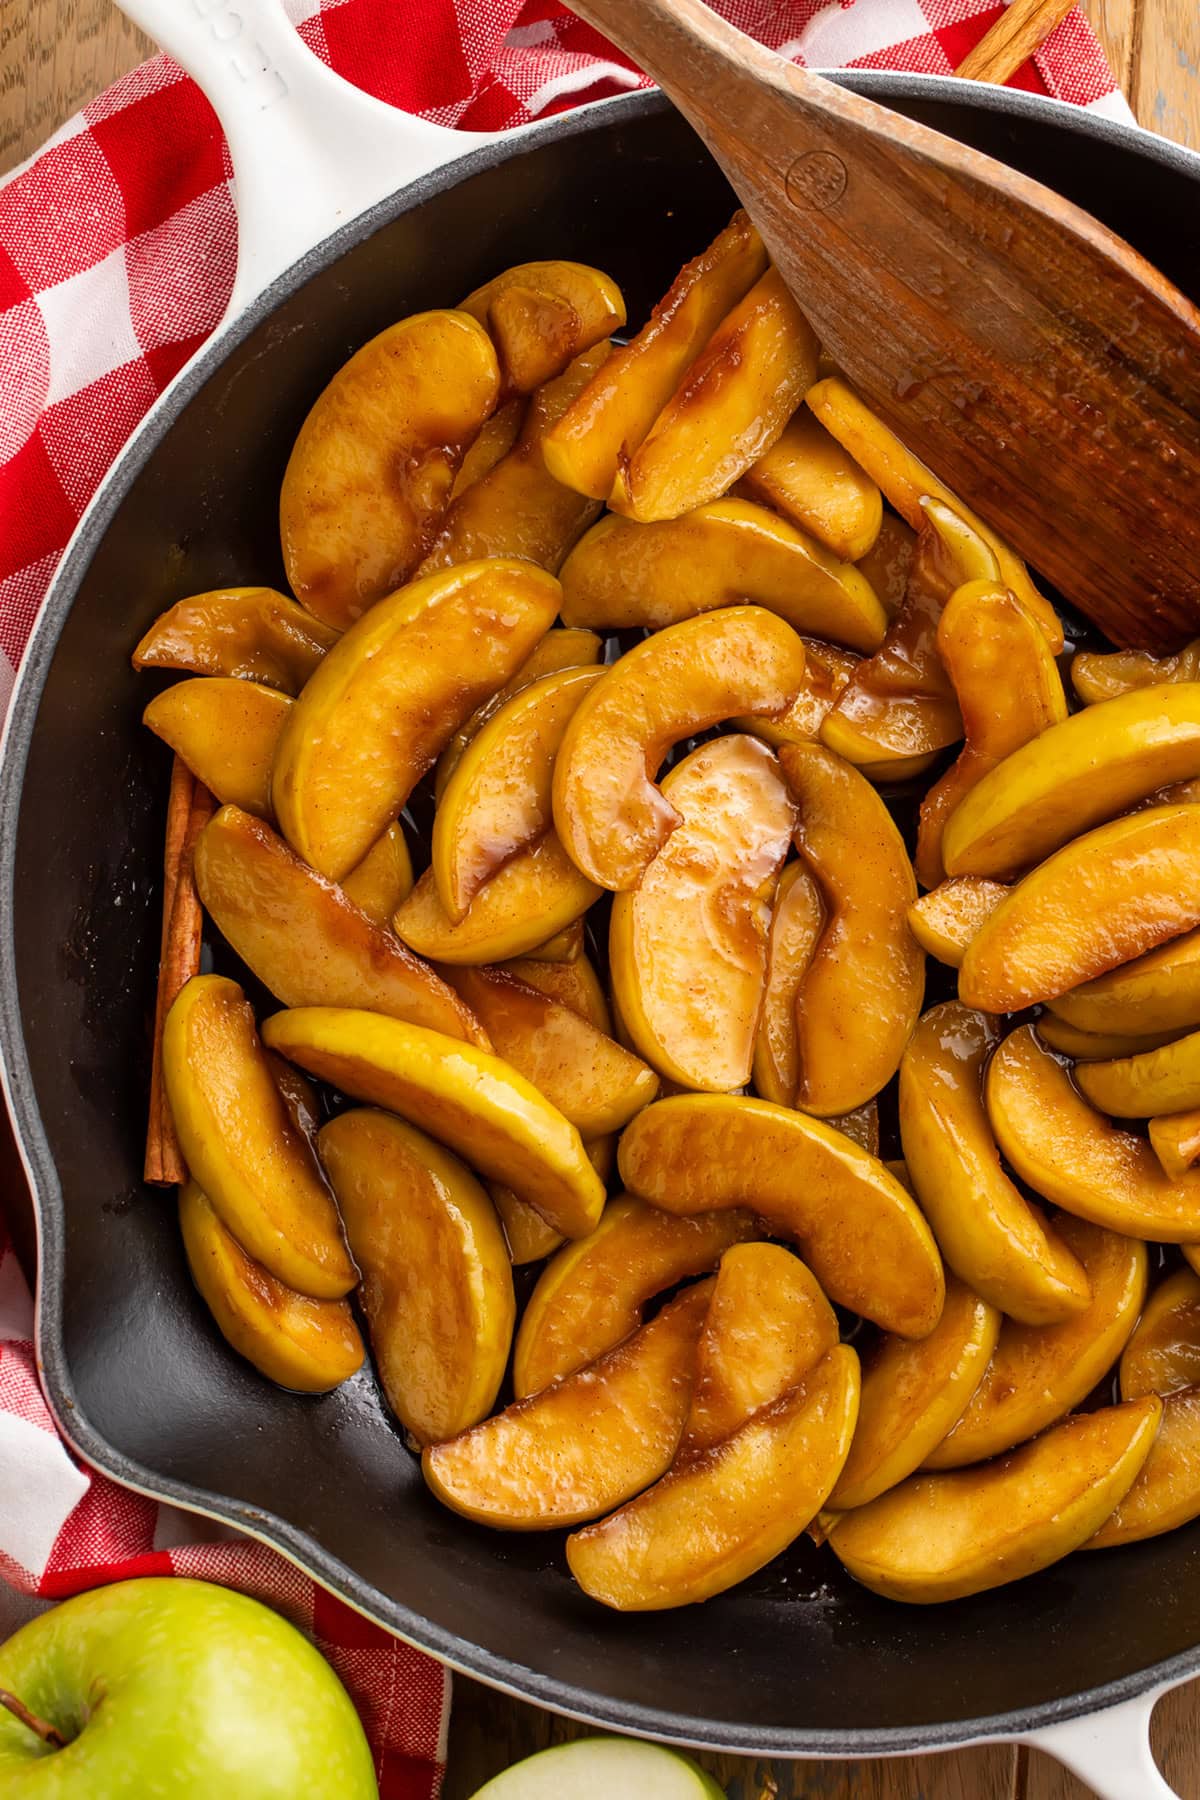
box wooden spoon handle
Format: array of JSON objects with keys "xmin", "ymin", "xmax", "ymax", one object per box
[{"xmin": 955, "ymin": 0, "xmax": 1076, "ymax": 85}]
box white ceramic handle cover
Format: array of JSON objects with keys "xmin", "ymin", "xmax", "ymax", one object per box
[
  {"xmin": 1024, "ymin": 1686, "xmax": 1181, "ymax": 1799},
  {"xmin": 113, "ymin": 0, "xmax": 498, "ymax": 316}
]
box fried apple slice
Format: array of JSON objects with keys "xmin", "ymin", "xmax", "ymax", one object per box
[
  {"xmin": 619, "ymin": 1095, "xmax": 944, "ymax": 1338},
  {"xmin": 279, "ymin": 310, "xmax": 500, "ymax": 628},
  {"xmin": 163, "ymin": 977, "xmax": 355, "ymax": 1298},
  {"xmin": 959, "ymin": 806, "xmax": 1200, "ymax": 1013},
  {"xmin": 610, "ymin": 267, "xmax": 820, "ymax": 522},
  {"xmin": 899, "ymin": 1002, "xmax": 1090, "ymax": 1325},
  {"xmin": 423, "ymin": 1280, "xmax": 713, "ymax": 1529},
  {"xmin": 944, "ymin": 684, "xmax": 1200, "ymax": 879},
  {"xmin": 916, "ymin": 584, "xmax": 1068, "ymax": 889},
  {"xmin": 513, "ymin": 1196, "xmax": 755, "ymax": 1398},
  {"xmin": 144, "ymin": 678, "xmax": 290, "ymax": 817},
  {"xmin": 779, "ymin": 743, "xmax": 924, "ymax": 1116},
  {"xmin": 492, "ymin": 1136, "xmax": 613, "ymax": 1267},
  {"xmin": 906, "ymin": 878, "xmax": 1008, "ymax": 967},
  {"xmin": 1073, "ymin": 639, "xmax": 1200, "ymax": 706},
  {"xmin": 735, "ymin": 640, "xmax": 861, "ymax": 749},
  {"xmin": 1151, "ymin": 1110, "xmax": 1200, "ymax": 1180},
  {"xmin": 827, "ymin": 1397, "xmax": 1161, "ymax": 1603},
  {"xmin": 133, "ymin": 587, "xmax": 339, "ymax": 693},
  {"xmin": 500, "ymin": 950, "xmax": 611, "ymax": 1033},
  {"xmin": 741, "ymin": 407, "xmax": 883, "ymax": 562},
  {"xmin": 262, "ymin": 1006, "xmax": 605, "ymax": 1239},
  {"xmin": 682, "ymin": 1243, "xmax": 839, "ymax": 1455},
  {"xmin": 542, "ymin": 211, "xmax": 768, "ymax": 500},
  {"xmin": 194, "ymin": 807, "xmax": 486, "ymax": 1045},
  {"xmin": 450, "ymin": 398, "xmax": 525, "ymax": 499},
  {"xmin": 1077, "ymin": 1027, "xmax": 1200, "ymax": 1118},
  {"xmin": 339, "ymin": 819, "xmax": 414, "ymax": 925},
  {"xmin": 557, "ymin": 500, "xmax": 886, "ymax": 650},
  {"xmin": 751, "ymin": 860, "xmax": 824, "ymax": 1106},
  {"xmin": 318, "ymin": 1109, "xmax": 514, "ymax": 1442},
  {"xmin": 829, "ymin": 1278, "xmax": 997, "ymax": 1510},
  {"xmin": 552, "ymin": 607, "xmax": 808, "ymax": 891},
  {"xmin": 418, "ymin": 344, "xmax": 609, "ymax": 575},
  {"xmin": 805, "ymin": 376, "xmax": 1061, "ymax": 649},
  {"xmin": 442, "ymin": 966, "xmax": 658, "ymax": 1138},
  {"xmin": 924, "ymin": 1217, "xmax": 1145, "ymax": 1469},
  {"xmin": 433, "ymin": 666, "xmax": 604, "ymax": 920},
  {"xmin": 459, "ymin": 261, "xmax": 624, "ymax": 393},
  {"xmin": 1088, "ymin": 1389, "xmax": 1200, "ymax": 1549},
  {"xmin": 434, "ymin": 626, "xmax": 603, "ymax": 801},
  {"xmin": 1034, "ymin": 1016, "xmax": 1182, "ymax": 1061},
  {"xmin": 1121, "ymin": 1268, "xmax": 1200, "ymax": 1401},
  {"xmin": 1045, "ymin": 928, "xmax": 1200, "ymax": 1038},
  {"xmin": 521, "ymin": 920, "xmax": 584, "ymax": 962},
  {"xmin": 568, "ymin": 1344, "xmax": 860, "ymax": 1611},
  {"xmin": 179, "ymin": 1181, "xmax": 363, "ymax": 1393},
  {"xmin": 855, "ymin": 511, "xmax": 916, "ymax": 619},
  {"xmin": 273, "ymin": 559, "xmax": 561, "ymax": 880},
  {"xmin": 987, "ymin": 1025, "xmax": 1200, "ymax": 1240},
  {"xmin": 609, "ymin": 736, "xmax": 796, "ymax": 1092},
  {"xmin": 394, "ymin": 836, "xmax": 600, "ymax": 965}
]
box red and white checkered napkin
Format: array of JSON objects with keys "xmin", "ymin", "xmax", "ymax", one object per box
[{"xmin": 0, "ymin": 0, "xmax": 1129, "ymax": 1790}]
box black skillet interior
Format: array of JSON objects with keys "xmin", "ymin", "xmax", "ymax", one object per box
[{"xmin": 6, "ymin": 81, "xmax": 1200, "ymax": 1759}]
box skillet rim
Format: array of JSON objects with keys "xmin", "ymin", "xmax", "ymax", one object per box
[{"xmin": 4, "ymin": 76, "xmax": 1200, "ymax": 1758}]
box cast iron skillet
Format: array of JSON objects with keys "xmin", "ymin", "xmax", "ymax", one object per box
[{"xmin": 3, "ymin": 12, "xmax": 1200, "ymax": 1773}]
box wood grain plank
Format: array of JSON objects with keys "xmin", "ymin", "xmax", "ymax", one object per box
[
  {"xmin": 1080, "ymin": 0, "xmax": 1140, "ymax": 96},
  {"xmin": 1132, "ymin": 0, "xmax": 1200, "ymax": 148},
  {"xmin": 0, "ymin": 0, "xmax": 152, "ymax": 174}
]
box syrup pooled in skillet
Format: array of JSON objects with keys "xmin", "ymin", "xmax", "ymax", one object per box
[{"xmin": 136, "ymin": 220, "xmax": 1200, "ymax": 1612}]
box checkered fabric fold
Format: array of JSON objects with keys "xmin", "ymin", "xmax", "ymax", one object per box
[{"xmin": 0, "ymin": 3, "xmax": 1127, "ymax": 1792}]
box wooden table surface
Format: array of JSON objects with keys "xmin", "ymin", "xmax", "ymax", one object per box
[{"xmin": 3, "ymin": 2, "xmax": 1199, "ymax": 1796}]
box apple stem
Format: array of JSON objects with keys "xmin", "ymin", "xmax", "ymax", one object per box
[{"xmin": 0, "ymin": 1687, "xmax": 67, "ymax": 1749}]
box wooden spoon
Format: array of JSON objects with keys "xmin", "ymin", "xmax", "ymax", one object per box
[{"xmin": 569, "ymin": 0, "xmax": 1200, "ymax": 649}]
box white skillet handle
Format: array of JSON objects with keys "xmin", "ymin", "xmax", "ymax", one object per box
[
  {"xmin": 1023, "ymin": 1685, "xmax": 1180, "ymax": 1798},
  {"xmin": 112, "ymin": 0, "xmax": 498, "ymax": 319}
]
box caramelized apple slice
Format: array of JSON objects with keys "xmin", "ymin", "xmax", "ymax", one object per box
[
  {"xmin": 828, "ymin": 1398, "xmax": 1160, "ymax": 1603},
  {"xmin": 423, "ymin": 1280, "xmax": 713, "ymax": 1529},
  {"xmin": 434, "ymin": 626, "xmax": 603, "ymax": 801},
  {"xmin": 1089, "ymin": 1389, "xmax": 1200, "ymax": 1549},
  {"xmin": 959, "ymin": 806, "xmax": 1200, "ymax": 1013},
  {"xmin": 916, "ymin": 583, "xmax": 1068, "ymax": 888},
  {"xmin": 1151, "ymin": 1109, "xmax": 1200, "ymax": 1180},
  {"xmin": 804, "ymin": 376, "xmax": 1061, "ymax": 649},
  {"xmin": 1045, "ymin": 928, "xmax": 1200, "ymax": 1038},
  {"xmin": 682, "ymin": 1243, "xmax": 839, "ymax": 1455},
  {"xmin": 1037, "ymin": 1017, "xmax": 1184, "ymax": 1061},
  {"xmin": 163, "ymin": 977, "xmax": 355, "ymax": 1299},
  {"xmin": 339, "ymin": 819, "xmax": 414, "ymax": 925},
  {"xmin": 450, "ymin": 398, "xmax": 524, "ymax": 499},
  {"xmin": 194, "ymin": 807, "xmax": 485, "ymax": 1045},
  {"xmin": 521, "ymin": 920, "xmax": 585, "ymax": 962},
  {"xmin": 906, "ymin": 878, "xmax": 1008, "ymax": 967},
  {"xmin": 568, "ymin": 1345, "xmax": 860, "ymax": 1611},
  {"xmin": 133, "ymin": 587, "xmax": 338, "ymax": 692},
  {"xmin": 924, "ymin": 1217, "xmax": 1145, "ymax": 1469},
  {"xmin": 318, "ymin": 1109, "xmax": 514, "ymax": 1442},
  {"xmin": 986, "ymin": 1025, "xmax": 1200, "ymax": 1240},
  {"xmin": 513, "ymin": 1196, "xmax": 755, "ymax": 1398},
  {"xmin": 742, "ymin": 407, "xmax": 883, "ymax": 562},
  {"xmin": 735, "ymin": 640, "xmax": 861, "ymax": 749},
  {"xmin": 830, "ymin": 1278, "xmax": 998, "ymax": 1510},
  {"xmin": 619, "ymin": 1095, "xmax": 944, "ymax": 1338},
  {"xmin": 779, "ymin": 743, "xmax": 924, "ymax": 1116},
  {"xmin": 1073, "ymin": 639, "xmax": 1200, "ymax": 706},
  {"xmin": 751, "ymin": 860, "xmax": 824, "ymax": 1106},
  {"xmin": 273, "ymin": 559, "xmax": 561, "ymax": 880},
  {"xmin": 492, "ymin": 1137, "xmax": 613, "ymax": 1267},
  {"xmin": 899, "ymin": 1002, "xmax": 1090, "ymax": 1325},
  {"xmin": 179, "ymin": 1182, "xmax": 363, "ymax": 1393},
  {"xmin": 552, "ymin": 606, "xmax": 808, "ymax": 891},
  {"xmin": 558, "ymin": 500, "xmax": 885, "ymax": 650},
  {"xmin": 610, "ymin": 267, "xmax": 819, "ymax": 522},
  {"xmin": 855, "ymin": 511, "xmax": 916, "ymax": 619},
  {"xmin": 144, "ymin": 678, "xmax": 289, "ymax": 817},
  {"xmin": 1121, "ymin": 1268, "xmax": 1200, "ymax": 1401},
  {"xmin": 394, "ymin": 836, "xmax": 600, "ymax": 965},
  {"xmin": 433, "ymin": 666, "xmax": 603, "ymax": 920},
  {"xmin": 279, "ymin": 310, "xmax": 500, "ymax": 628},
  {"xmin": 944, "ymin": 684, "xmax": 1200, "ymax": 879},
  {"xmin": 610, "ymin": 736, "xmax": 795, "ymax": 1092},
  {"xmin": 1077, "ymin": 1027, "xmax": 1200, "ymax": 1119},
  {"xmin": 443, "ymin": 966, "xmax": 658, "ymax": 1138},
  {"xmin": 501, "ymin": 951, "xmax": 611, "ymax": 1033},
  {"xmin": 262, "ymin": 1006, "xmax": 605, "ymax": 1239},
  {"xmin": 418, "ymin": 344, "xmax": 609, "ymax": 575},
  {"xmin": 543, "ymin": 212, "xmax": 768, "ymax": 500},
  {"xmin": 459, "ymin": 261, "xmax": 625, "ymax": 393}
]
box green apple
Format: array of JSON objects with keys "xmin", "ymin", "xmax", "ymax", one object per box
[
  {"xmin": 469, "ymin": 1735, "xmax": 727, "ymax": 1798},
  {"xmin": 0, "ymin": 1577, "xmax": 377, "ymax": 1798}
]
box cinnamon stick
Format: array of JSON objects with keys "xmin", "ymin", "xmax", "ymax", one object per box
[
  {"xmin": 954, "ymin": 0, "xmax": 1075, "ymax": 86},
  {"xmin": 144, "ymin": 758, "xmax": 214, "ymax": 1185}
]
